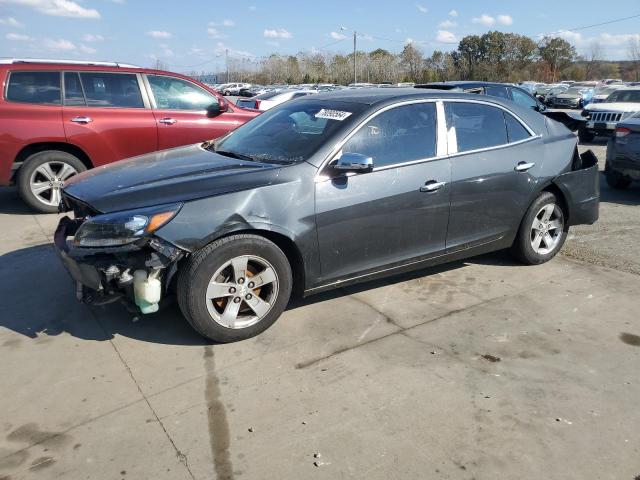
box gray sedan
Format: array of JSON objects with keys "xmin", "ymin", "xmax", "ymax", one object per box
[{"xmin": 55, "ymin": 89, "xmax": 600, "ymax": 342}]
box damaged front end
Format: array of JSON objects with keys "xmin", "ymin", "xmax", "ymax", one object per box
[{"xmin": 54, "ymin": 195, "xmax": 186, "ymax": 314}]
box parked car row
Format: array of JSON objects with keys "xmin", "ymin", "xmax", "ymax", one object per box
[{"xmin": 0, "ymin": 59, "xmax": 259, "ymax": 212}]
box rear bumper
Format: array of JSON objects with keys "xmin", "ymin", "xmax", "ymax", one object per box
[
  {"xmin": 609, "ymin": 154, "xmax": 640, "ymax": 180},
  {"xmin": 553, "ymin": 150, "xmax": 600, "ymax": 226}
]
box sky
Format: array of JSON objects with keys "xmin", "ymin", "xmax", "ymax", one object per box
[{"xmin": 0, "ymin": 0, "xmax": 639, "ymax": 72}]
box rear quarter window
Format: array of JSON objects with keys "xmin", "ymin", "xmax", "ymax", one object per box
[{"xmin": 6, "ymin": 71, "xmax": 61, "ymax": 105}]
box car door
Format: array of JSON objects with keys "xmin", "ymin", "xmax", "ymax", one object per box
[
  {"xmin": 62, "ymin": 71, "xmax": 158, "ymax": 167},
  {"xmin": 145, "ymin": 74, "xmax": 239, "ymax": 149},
  {"xmin": 444, "ymin": 100, "xmax": 541, "ymax": 251},
  {"xmin": 315, "ymin": 101, "xmax": 451, "ymax": 283}
]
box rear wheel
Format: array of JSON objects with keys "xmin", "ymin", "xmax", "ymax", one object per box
[
  {"xmin": 17, "ymin": 150, "xmax": 86, "ymax": 213},
  {"xmin": 177, "ymin": 234, "xmax": 293, "ymax": 343},
  {"xmin": 511, "ymin": 191, "xmax": 568, "ymax": 265}
]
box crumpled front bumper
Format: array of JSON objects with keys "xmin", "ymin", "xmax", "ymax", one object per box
[{"xmin": 54, "ymin": 216, "xmax": 184, "ymax": 306}]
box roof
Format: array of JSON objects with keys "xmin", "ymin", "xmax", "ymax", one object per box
[{"xmin": 0, "ymin": 58, "xmax": 138, "ymax": 68}]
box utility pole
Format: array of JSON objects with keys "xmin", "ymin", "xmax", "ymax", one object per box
[
  {"xmin": 353, "ymin": 31, "xmax": 357, "ymax": 84},
  {"xmin": 226, "ymin": 49, "xmax": 229, "ymax": 83}
]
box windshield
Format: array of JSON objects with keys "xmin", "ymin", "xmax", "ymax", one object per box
[
  {"xmin": 212, "ymin": 100, "xmax": 366, "ymax": 164},
  {"xmin": 606, "ymin": 90, "xmax": 640, "ymax": 103},
  {"xmin": 596, "ymin": 86, "xmax": 621, "ymax": 95},
  {"xmin": 564, "ymin": 87, "xmax": 584, "ymax": 95}
]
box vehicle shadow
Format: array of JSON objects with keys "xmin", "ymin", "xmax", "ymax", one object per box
[
  {"xmin": 599, "ymin": 177, "xmax": 640, "ymax": 206},
  {"xmin": 0, "ymin": 244, "xmax": 519, "ymax": 346},
  {"xmin": 0, "ymin": 244, "xmax": 210, "ymax": 346},
  {"xmin": 0, "ymin": 187, "xmax": 36, "ymax": 215}
]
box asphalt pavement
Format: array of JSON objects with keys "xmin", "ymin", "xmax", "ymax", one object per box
[{"xmin": 0, "ymin": 137, "xmax": 639, "ymax": 480}]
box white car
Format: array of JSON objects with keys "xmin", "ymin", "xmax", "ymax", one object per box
[
  {"xmin": 580, "ymin": 88, "xmax": 640, "ymax": 141},
  {"xmin": 591, "ymin": 85, "xmax": 626, "ymax": 104},
  {"xmin": 220, "ymin": 83, "xmax": 251, "ymax": 96},
  {"xmin": 235, "ymin": 89, "xmax": 317, "ymax": 111}
]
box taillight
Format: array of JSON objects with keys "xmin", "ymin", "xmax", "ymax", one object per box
[
  {"xmin": 616, "ymin": 127, "xmax": 631, "ymax": 138},
  {"xmin": 254, "ymin": 100, "xmax": 261, "ymax": 109}
]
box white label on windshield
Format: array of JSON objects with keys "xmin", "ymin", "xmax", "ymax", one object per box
[{"xmin": 315, "ymin": 109, "xmax": 352, "ymax": 121}]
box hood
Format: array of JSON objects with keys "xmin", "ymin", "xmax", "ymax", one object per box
[
  {"xmin": 585, "ymin": 102, "xmax": 640, "ymax": 113},
  {"xmin": 64, "ymin": 144, "xmax": 287, "ymax": 213}
]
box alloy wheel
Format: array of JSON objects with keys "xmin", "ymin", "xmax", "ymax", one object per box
[
  {"xmin": 29, "ymin": 161, "xmax": 78, "ymax": 207},
  {"xmin": 205, "ymin": 255, "xmax": 279, "ymax": 329},
  {"xmin": 530, "ymin": 203, "xmax": 564, "ymax": 255}
]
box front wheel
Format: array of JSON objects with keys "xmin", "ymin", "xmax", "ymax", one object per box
[
  {"xmin": 511, "ymin": 191, "xmax": 568, "ymax": 265},
  {"xmin": 177, "ymin": 234, "xmax": 293, "ymax": 343}
]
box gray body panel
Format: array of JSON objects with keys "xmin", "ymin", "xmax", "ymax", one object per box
[{"xmin": 61, "ymin": 89, "xmax": 598, "ymax": 294}]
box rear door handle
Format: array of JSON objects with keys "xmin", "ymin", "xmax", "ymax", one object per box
[
  {"xmin": 71, "ymin": 116, "xmax": 92, "ymax": 124},
  {"xmin": 420, "ymin": 180, "xmax": 446, "ymax": 193},
  {"xmin": 515, "ymin": 161, "xmax": 535, "ymax": 172},
  {"xmin": 158, "ymin": 117, "xmax": 177, "ymax": 125}
]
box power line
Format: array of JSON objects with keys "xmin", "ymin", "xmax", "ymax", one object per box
[{"xmin": 544, "ymin": 13, "xmax": 640, "ymax": 36}]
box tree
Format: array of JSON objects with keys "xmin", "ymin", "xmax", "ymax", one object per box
[
  {"xmin": 452, "ymin": 35, "xmax": 483, "ymax": 79},
  {"xmin": 538, "ymin": 37, "xmax": 577, "ymax": 82},
  {"xmin": 584, "ymin": 42, "xmax": 603, "ymax": 80},
  {"xmin": 628, "ymin": 38, "xmax": 640, "ymax": 81},
  {"xmin": 399, "ymin": 42, "xmax": 423, "ymax": 81}
]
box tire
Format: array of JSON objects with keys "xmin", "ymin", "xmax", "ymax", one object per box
[
  {"xmin": 578, "ymin": 127, "xmax": 594, "ymax": 143},
  {"xmin": 605, "ymin": 168, "xmax": 632, "ymax": 190},
  {"xmin": 511, "ymin": 191, "xmax": 568, "ymax": 265},
  {"xmin": 17, "ymin": 150, "xmax": 86, "ymax": 213},
  {"xmin": 177, "ymin": 234, "xmax": 293, "ymax": 343}
]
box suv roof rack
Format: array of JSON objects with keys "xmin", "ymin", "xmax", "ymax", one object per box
[{"xmin": 0, "ymin": 58, "xmax": 139, "ymax": 68}]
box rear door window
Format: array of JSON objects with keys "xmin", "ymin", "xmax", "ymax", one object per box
[
  {"xmin": 6, "ymin": 71, "xmax": 61, "ymax": 105},
  {"xmin": 504, "ymin": 112, "xmax": 531, "ymax": 143},
  {"xmin": 79, "ymin": 72, "xmax": 144, "ymax": 108},
  {"xmin": 342, "ymin": 102, "xmax": 437, "ymax": 168},
  {"xmin": 445, "ymin": 102, "xmax": 507, "ymax": 153}
]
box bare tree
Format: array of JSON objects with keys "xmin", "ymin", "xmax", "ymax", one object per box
[
  {"xmin": 629, "ymin": 38, "xmax": 640, "ymax": 81},
  {"xmin": 584, "ymin": 41, "xmax": 603, "ymax": 80}
]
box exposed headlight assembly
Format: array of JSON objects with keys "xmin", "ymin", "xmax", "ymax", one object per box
[{"xmin": 74, "ymin": 203, "xmax": 182, "ymax": 247}]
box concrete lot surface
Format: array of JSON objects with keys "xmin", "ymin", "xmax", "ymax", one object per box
[{"xmin": 1, "ymin": 139, "xmax": 639, "ymax": 480}]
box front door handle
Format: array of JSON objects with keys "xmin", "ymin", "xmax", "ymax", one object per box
[
  {"xmin": 158, "ymin": 117, "xmax": 177, "ymax": 125},
  {"xmin": 515, "ymin": 161, "xmax": 535, "ymax": 172},
  {"xmin": 420, "ymin": 180, "xmax": 446, "ymax": 193},
  {"xmin": 71, "ymin": 116, "xmax": 92, "ymax": 124}
]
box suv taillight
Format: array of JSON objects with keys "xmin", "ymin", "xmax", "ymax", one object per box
[
  {"xmin": 254, "ymin": 100, "xmax": 261, "ymax": 109},
  {"xmin": 616, "ymin": 127, "xmax": 631, "ymax": 138}
]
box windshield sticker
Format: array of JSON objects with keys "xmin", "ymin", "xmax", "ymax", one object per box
[{"xmin": 315, "ymin": 109, "xmax": 352, "ymax": 121}]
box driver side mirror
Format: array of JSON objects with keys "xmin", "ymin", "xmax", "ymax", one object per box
[
  {"xmin": 206, "ymin": 101, "xmax": 228, "ymax": 118},
  {"xmin": 333, "ymin": 152, "xmax": 374, "ymax": 172}
]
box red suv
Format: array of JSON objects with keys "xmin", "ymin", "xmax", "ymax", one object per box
[{"xmin": 0, "ymin": 59, "xmax": 259, "ymax": 212}]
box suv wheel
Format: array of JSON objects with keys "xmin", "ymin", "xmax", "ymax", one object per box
[
  {"xmin": 511, "ymin": 191, "xmax": 568, "ymax": 265},
  {"xmin": 177, "ymin": 234, "xmax": 293, "ymax": 343},
  {"xmin": 17, "ymin": 150, "xmax": 86, "ymax": 213}
]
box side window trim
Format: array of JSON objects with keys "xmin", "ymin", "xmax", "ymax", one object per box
[
  {"xmin": 62, "ymin": 71, "xmax": 87, "ymax": 106},
  {"xmin": 443, "ymin": 99, "xmax": 539, "ymax": 158},
  {"xmin": 67, "ymin": 71, "xmax": 147, "ymax": 109},
  {"xmin": 4, "ymin": 70, "xmax": 62, "ymax": 106},
  {"xmin": 318, "ymin": 99, "xmax": 444, "ymax": 177}
]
